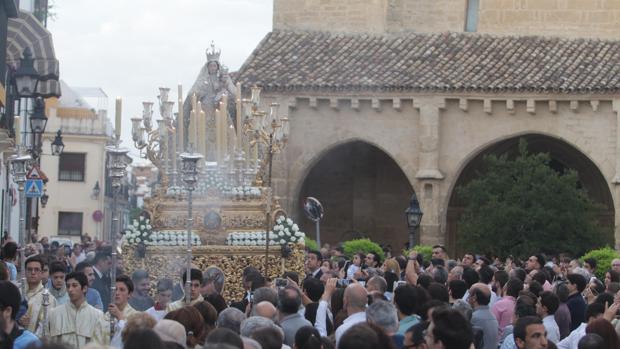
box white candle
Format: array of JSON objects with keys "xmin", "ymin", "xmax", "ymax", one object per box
[
  {"xmin": 177, "ymin": 84, "xmax": 184, "ymax": 152},
  {"xmin": 115, "ymin": 97, "xmax": 122, "ymax": 140},
  {"xmin": 14, "ymin": 116, "xmax": 20, "ymax": 148}
]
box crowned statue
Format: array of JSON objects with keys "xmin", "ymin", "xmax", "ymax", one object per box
[{"xmin": 183, "ymin": 42, "xmax": 237, "ymax": 160}]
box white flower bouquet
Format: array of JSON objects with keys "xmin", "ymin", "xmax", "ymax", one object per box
[{"xmin": 123, "ymin": 216, "xmax": 153, "ymax": 245}]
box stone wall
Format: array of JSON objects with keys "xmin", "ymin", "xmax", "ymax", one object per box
[
  {"xmin": 477, "ymin": 0, "xmax": 620, "ymax": 39},
  {"xmin": 262, "ymin": 93, "xmax": 620, "ymax": 254},
  {"xmin": 273, "ymin": 0, "xmax": 388, "ymax": 34},
  {"xmin": 273, "ymin": 0, "xmax": 620, "ymax": 39}
]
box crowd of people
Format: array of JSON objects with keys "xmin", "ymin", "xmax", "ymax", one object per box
[{"xmin": 1, "ymin": 236, "xmax": 620, "ymax": 349}]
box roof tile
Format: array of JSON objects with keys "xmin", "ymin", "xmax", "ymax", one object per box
[{"xmin": 236, "ymin": 30, "xmax": 620, "ymax": 94}]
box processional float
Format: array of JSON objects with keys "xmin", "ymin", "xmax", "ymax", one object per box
[{"xmin": 119, "ymin": 44, "xmax": 305, "ymax": 302}]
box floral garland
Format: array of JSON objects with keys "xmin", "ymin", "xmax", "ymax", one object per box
[{"xmin": 225, "ymin": 216, "xmax": 306, "ymax": 246}]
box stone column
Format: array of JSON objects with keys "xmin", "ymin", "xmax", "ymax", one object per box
[
  {"xmin": 414, "ymin": 97, "xmax": 445, "ymax": 246},
  {"xmin": 612, "ymin": 99, "xmax": 620, "ymax": 249}
]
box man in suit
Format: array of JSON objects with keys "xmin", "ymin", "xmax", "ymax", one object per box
[
  {"xmin": 305, "ymin": 250, "xmax": 323, "ymax": 281},
  {"xmin": 91, "ymin": 252, "xmax": 112, "ymax": 309}
]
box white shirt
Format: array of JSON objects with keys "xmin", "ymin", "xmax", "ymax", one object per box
[
  {"xmin": 335, "ymin": 311, "xmax": 367, "ymax": 346},
  {"xmin": 93, "ymin": 265, "xmax": 103, "ymax": 279},
  {"xmin": 557, "ymin": 322, "xmax": 586, "ymax": 349},
  {"xmin": 315, "ymin": 300, "xmax": 333, "ymax": 337},
  {"xmin": 543, "ymin": 314, "xmax": 560, "ymax": 343}
]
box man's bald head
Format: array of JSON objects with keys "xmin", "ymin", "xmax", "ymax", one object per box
[
  {"xmin": 253, "ymin": 301, "xmax": 277, "ymax": 320},
  {"xmin": 612, "ymin": 259, "xmax": 620, "ymax": 273},
  {"xmin": 344, "ymin": 283, "xmax": 368, "ymax": 311},
  {"xmin": 469, "ymin": 282, "xmax": 491, "ymax": 306}
]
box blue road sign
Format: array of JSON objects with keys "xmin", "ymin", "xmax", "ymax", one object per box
[{"xmin": 25, "ymin": 179, "xmax": 43, "ymax": 198}]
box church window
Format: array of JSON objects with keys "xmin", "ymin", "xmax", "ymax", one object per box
[{"xmin": 465, "ymin": 0, "xmax": 479, "ymax": 32}]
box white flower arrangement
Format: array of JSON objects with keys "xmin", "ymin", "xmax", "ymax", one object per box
[
  {"xmin": 148, "ymin": 230, "xmax": 202, "ymax": 246},
  {"xmin": 124, "ymin": 216, "xmax": 202, "ymax": 246},
  {"xmin": 223, "ymin": 186, "xmax": 262, "ymax": 200},
  {"xmin": 224, "ymin": 216, "xmax": 305, "ymax": 246},
  {"xmin": 124, "ymin": 216, "xmax": 153, "ymax": 245}
]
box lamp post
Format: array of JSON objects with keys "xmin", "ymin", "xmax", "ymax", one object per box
[
  {"xmin": 50, "ymin": 130, "xmax": 65, "ymax": 156},
  {"xmin": 405, "ymin": 192, "xmax": 423, "ymax": 249},
  {"xmin": 180, "ymin": 151, "xmax": 203, "ymax": 304},
  {"xmin": 243, "ymin": 87, "xmax": 290, "ymax": 275},
  {"xmin": 9, "ymin": 152, "xmax": 31, "ymax": 295},
  {"xmin": 105, "ymin": 144, "xmax": 131, "ymax": 339}
]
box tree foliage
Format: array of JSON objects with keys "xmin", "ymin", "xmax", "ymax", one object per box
[
  {"xmin": 457, "ymin": 139, "xmax": 610, "ymax": 259},
  {"xmin": 580, "ymin": 247, "xmax": 620, "ymax": 280}
]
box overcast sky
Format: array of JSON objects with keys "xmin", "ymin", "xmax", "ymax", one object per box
[{"xmin": 47, "ymin": 0, "xmax": 273, "ymax": 157}]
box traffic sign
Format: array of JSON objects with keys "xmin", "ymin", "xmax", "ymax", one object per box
[
  {"xmin": 26, "ymin": 164, "xmax": 48, "ymax": 181},
  {"xmin": 25, "ymin": 179, "xmax": 43, "ymax": 198}
]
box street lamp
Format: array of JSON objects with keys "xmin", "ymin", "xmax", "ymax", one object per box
[
  {"xmin": 13, "ymin": 48, "xmax": 39, "ymax": 98},
  {"xmin": 50, "ymin": 130, "xmax": 64, "ymax": 156},
  {"xmin": 9, "ymin": 152, "xmax": 32, "ymax": 295},
  {"xmin": 405, "ymin": 192, "xmax": 423, "ymax": 249},
  {"xmin": 179, "ymin": 151, "xmax": 203, "ymax": 305},
  {"xmin": 40, "ymin": 190, "xmax": 49, "ymax": 208},
  {"xmin": 29, "ymin": 97, "xmax": 47, "ymax": 158},
  {"xmin": 105, "ymin": 144, "xmax": 131, "ymax": 340}
]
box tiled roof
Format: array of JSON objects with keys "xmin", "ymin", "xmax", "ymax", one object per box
[{"xmin": 235, "ymin": 30, "xmax": 620, "ymax": 94}]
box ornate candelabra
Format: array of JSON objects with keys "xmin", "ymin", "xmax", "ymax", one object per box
[
  {"xmin": 9, "ymin": 143, "xmax": 31, "ymax": 296},
  {"xmin": 105, "ymin": 142, "xmax": 131, "ymax": 340},
  {"xmin": 131, "ymin": 88, "xmax": 176, "ymax": 190},
  {"xmin": 179, "ymin": 151, "xmax": 203, "ymax": 304},
  {"xmin": 242, "ymin": 86, "xmax": 290, "ymax": 273}
]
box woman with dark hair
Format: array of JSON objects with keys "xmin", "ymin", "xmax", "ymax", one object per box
[
  {"xmin": 330, "ymin": 288, "xmax": 347, "ymax": 330},
  {"xmin": 193, "ymin": 301, "xmax": 218, "ymax": 336},
  {"xmin": 605, "ymin": 269, "xmax": 620, "ymax": 288},
  {"xmin": 124, "ymin": 328, "xmax": 165, "ymax": 349},
  {"xmin": 205, "ymin": 293, "xmax": 227, "ymax": 314},
  {"xmin": 294, "ymin": 326, "xmax": 322, "ymax": 349},
  {"xmin": 165, "ymin": 306, "xmax": 208, "ymax": 348},
  {"xmin": 585, "ymin": 318, "xmax": 620, "ymax": 349}
]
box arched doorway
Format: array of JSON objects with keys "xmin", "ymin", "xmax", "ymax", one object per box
[
  {"xmin": 298, "ymin": 141, "xmax": 414, "ymax": 251},
  {"xmin": 446, "ymin": 134, "xmax": 615, "ymax": 257}
]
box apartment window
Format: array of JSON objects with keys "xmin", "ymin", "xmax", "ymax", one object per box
[
  {"xmin": 465, "ymin": 0, "xmax": 479, "ymax": 32},
  {"xmin": 58, "ymin": 212, "xmax": 83, "ymax": 236},
  {"xmin": 59, "ymin": 153, "xmax": 85, "ymax": 181}
]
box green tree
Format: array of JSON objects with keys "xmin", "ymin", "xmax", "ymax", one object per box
[{"xmin": 456, "ymin": 139, "xmax": 610, "ymax": 258}]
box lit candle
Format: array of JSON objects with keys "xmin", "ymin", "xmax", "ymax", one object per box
[
  {"xmin": 215, "ymin": 105, "xmax": 222, "ymax": 164},
  {"xmin": 14, "ymin": 116, "xmax": 20, "ymax": 148},
  {"xmin": 171, "ymin": 124, "xmax": 177, "ymax": 177},
  {"xmin": 221, "ymin": 95, "xmax": 228, "ymax": 159},
  {"xmin": 177, "ymin": 84, "xmax": 184, "ymax": 152},
  {"xmin": 200, "ymin": 109, "xmax": 207, "ymax": 158},
  {"xmin": 189, "ymin": 110, "xmax": 196, "ymax": 150},
  {"xmin": 236, "ymin": 82, "xmax": 242, "ymax": 149},
  {"xmin": 115, "ymin": 97, "xmax": 122, "ymax": 140},
  {"xmin": 196, "ymin": 101, "xmax": 205, "ymax": 157}
]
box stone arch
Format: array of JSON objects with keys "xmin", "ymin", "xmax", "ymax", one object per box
[
  {"xmin": 444, "ymin": 132, "xmax": 615, "ymax": 256},
  {"xmin": 291, "ymin": 139, "xmax": 416, "ymax": 249}
]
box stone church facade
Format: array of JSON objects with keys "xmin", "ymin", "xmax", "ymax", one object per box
[{"xmin": 235, "ymin": 0, "xmax": 620, "ymax": 254}]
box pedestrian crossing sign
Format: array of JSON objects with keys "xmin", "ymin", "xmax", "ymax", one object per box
[{"xmin": 25, "ymin": 179, "xmax": 43, "ymax": 198}]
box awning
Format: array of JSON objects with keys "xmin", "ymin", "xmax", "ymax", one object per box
[{"xmin": 6, "ymin": 10, "xmax": 60, "ymax": 98}]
